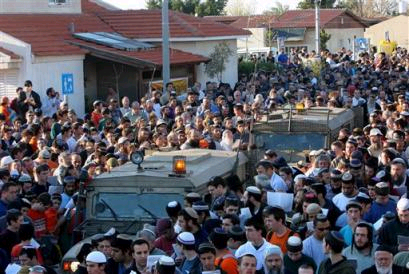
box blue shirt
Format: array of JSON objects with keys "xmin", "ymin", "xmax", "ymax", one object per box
[
  {"xmin": 364, "ymin": 199, "xmax": 397, "ymax": 224},
  {"xmin": 0, "ymin": 200, "xmax": 8, "ymax": 218}
]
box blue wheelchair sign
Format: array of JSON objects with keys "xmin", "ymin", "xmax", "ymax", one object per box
[
  {"xmin": 62, "ymin": 73, "xmax": 74, "ymax": 95},
  {"xmin": 355, "ymin": 38, "xmax": 368, "ymax": 51}
]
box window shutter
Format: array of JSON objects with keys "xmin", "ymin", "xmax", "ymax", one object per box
[{"xmin": 0, "ymin": 69, "xmax": 18, "ymax": 99}]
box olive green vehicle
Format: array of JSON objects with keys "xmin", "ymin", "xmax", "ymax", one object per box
[
  {"xmin": 61, "ymin": 149, "xmax": 248, "ymax": 272},
  {"xmin": 251, "ymin": 106, "xmax": 360, "ymax": 162}
]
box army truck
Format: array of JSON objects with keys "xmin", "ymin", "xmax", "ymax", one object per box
[
  {"xmin": 251, "ymin": 106, "xmax": 359, "ymax": 163},
  {"xmin": 61, "ymin": 149, "xmax": 247, "ymax": 272}
]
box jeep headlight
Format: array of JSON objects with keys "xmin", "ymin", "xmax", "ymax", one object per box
[{"xmin": 62, "ymin": 260, "xmax": 80, "ymax": 272}]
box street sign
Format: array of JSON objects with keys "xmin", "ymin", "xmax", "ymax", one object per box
[
  {"xmin": 277, "ymin": 36, "xmax": 285, "ymax": 50},
  {"xmin": 62, "ymin": 73, "xmax": 74, "ymax": 95},
  {"xmin": 355, "ymin": 38, "xmax": 368, "ymax": 51}
]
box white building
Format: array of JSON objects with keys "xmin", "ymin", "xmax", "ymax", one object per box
[{"xmin": 0, "ymin": 0, "xmax": 249, "ymax": 115}]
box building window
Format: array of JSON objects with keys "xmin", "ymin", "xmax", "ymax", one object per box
[{"xmin": 49, "ymin": 0, "xmax": 69, "ymax": 5}]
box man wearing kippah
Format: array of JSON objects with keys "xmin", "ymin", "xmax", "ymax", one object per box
[
  {"xmin": 378, "ymin": 197, "xmax": 409, "ymax": 254},
  {"xmin": 318, "ymin": 231, "xmax": 355, "ymax": 274},
  {"xmin": 362, "ymin": 245, "xmax": 405, "ymax": 274}
]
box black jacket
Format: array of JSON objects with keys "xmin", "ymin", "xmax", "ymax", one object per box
[
  {"xmin": 317, "ymin": 257, "xmax": 356, "ymax": 274},
  {"xmin": 378, "ymin": 218, "xmax": 409, "ymax": 254},
  {"xmin": 17, "ymin": 90, "xmax": 42, "ymax": 116},
  {"xmin": 361, "ymin": 264, "xmax": 407, "ymax": 274}
]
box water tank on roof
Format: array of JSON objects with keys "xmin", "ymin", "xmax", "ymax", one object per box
[{"xmin": 399, "ymin": 0, "xmax": 408, "ymax": 14}]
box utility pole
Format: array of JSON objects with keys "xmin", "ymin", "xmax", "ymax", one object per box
[
  {"xmin": 162, "ymin": 0, "xmax": 170, "ymax": 87},
  {"xmin": 315, "ymin": 0, "xmax": 321, "ymax": 54}
]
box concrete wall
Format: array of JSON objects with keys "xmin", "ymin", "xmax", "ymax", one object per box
[
  {"xmin": 326, "ymin": 27, "xmax": 365, "ymax": 52},
  {"xmin": 365, "ymin": 15, "xmax": 409, "ymax": 49},
  {"xmin": 0, "ymin": 32, "xmax": 85, "ymax": 115},
  {"xmin": 237, "ymin": 28, "xmax": 266, "ymax": 50},
  {"xmin": 270, "ymin": 27, "xmax": 364, "ymax": 53},
  {"xmin": 169, "ymin": 39, "xmax": 238, "ymax": 88},
  {"xmin": 0, "ymin": 31, "xmax": 32, "ymax": 86},
  {"xmin": 0, "ymin": 0, "xmax": 81, "ymax": 14},
  {"xmin": 32, "ymin": 55, "xmax": 85, "ymax": 116},
  {"xmin": 279, "ymin": 29, "xmax": 315, "ymax": 53}
]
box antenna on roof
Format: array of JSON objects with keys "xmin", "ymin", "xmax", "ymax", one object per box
[{"xmin": 68, "ymin": 22, "xmax": 75, "ymax": 33}]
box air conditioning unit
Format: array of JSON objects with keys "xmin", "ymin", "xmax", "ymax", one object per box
[{"xmin": 49, "ymin": 0, "xmax": 67, "ymax": 5}]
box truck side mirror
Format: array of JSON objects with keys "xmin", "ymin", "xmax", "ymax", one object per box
[{"xmin": 95, "ymin": 202, "xmax": 106, "ymax": 213}]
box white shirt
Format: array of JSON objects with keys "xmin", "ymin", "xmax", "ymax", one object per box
[
  {"xmin": 303, "ymin": 234, "xmax": 327, "ymax": 267},
  {"xmin": 270, "ymin": 173, "xmax": 288, "ymax": 192},
  {"xmin": 332, "ymin": 192, "xmax": 359, "ymax": 211},
  {"xmin": 235, "ymin": 239, "xmax": 274, "ymax": 270}
]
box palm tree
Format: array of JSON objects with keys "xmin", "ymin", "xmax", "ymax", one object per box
[{"xmin": 270, "ymin": 1, "xmax": 289, "ymax": 16}]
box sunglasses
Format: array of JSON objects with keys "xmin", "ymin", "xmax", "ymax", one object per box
[{"xmin": 317, "ymin": 226, "xmax": 331, "ymax": 231}]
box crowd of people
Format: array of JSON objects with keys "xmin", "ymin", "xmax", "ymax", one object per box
[{"xmin": 0, "ymin": 45, "xmax": 409, "ymax": 274}]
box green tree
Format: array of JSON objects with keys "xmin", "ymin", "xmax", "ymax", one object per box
[
  {"xmin": 205, "ymin": 42, "xmax": 233, "ymax": 82},
  {"xmin": 297, "ymin": 0, "xmax": 336, "ymax": 9},
  {"xmin": 270, "ymin": 1, "xmax": 289, "ymax": 16},
  {"xmin": 320, "ymin": 29, "xmax": 331, "ymax": 50},
  {"xmin": 145, "ymin": 0, "xmax": 227, "ymax": 16}
]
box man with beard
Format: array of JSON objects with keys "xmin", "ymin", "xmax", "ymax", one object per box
[
  {"xmin": 326, "ymin": 170, "xmax": 342, "ymax": 200},
  {"xmin": 242, "ymin": 186, "xmax": 266, "ymax": 227},
  {"xmin": 60, "ymin": 176, "xmax": 76, "ymax": 210},
  {"xmin": 318, "ymin": 231, "xmax": 355, "ymax": 274},
  {"xmin": 390, "ymin": 158, "xmax": 409, "ymax": 195},
  {"xmin": 332, "ymin": 172, "xmax": 360, "ymax": 212},
  {"xmin": 177, "ymin": 208, "xmax": 208, "ymax": 248},
  {"xmin": 262, "ymin": 245, "xmax": 284, "ymax": 274},
  {"xmin": 363, "ymin": 182, "xmax": 397, "ymax": 224},
  {"xmin": 343, "ymin": 222, "xmax": 378, "ymax": 274},
  {"xmin": 368, "ymin": 128, "xmax": 384, "ymax": 158},
  {"xmin": 220, "ymin": 129, "xmax": 234, "ymax": 151},
  {"xmin": 362, "ymin": 245, "xmax": 405, "ymax": 274},
  {"xmin": 378, "ymin": 197, "xmax": 409, "ymax": 254},
  {"xmin": 180, "ymin": 128, "xmax": 201, "ymax": 150}
]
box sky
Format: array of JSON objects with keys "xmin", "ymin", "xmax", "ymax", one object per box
[{"xmin": 102, "ymin": 0, "xmax": 302, "ymax": 14}]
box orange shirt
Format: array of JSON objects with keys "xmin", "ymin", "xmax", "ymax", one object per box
[
  {"xmin": 11, "ymin": 243, "xmax": 44, "ymax": 264},
  {"xmin": 215, "ymin": 252, "xmax": 238, "ymax": 274},
  {"xmin": 44, "ymin": 207, "xmax": 58, "ymax": 233},
  {"xmin": 268, "ymin": 228, "xmax": 299, "ymax": 253}
]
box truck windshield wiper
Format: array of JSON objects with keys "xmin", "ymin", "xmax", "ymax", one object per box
[
  {"xmin": 137, "ymin": 204, "xmax": 158, "ymax": 220},
  {"xmin": 100, "ymin": 198, "xmax": 119, "ymax": 221}
]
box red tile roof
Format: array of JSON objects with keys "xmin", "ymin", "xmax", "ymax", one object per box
[
  {"xmin": 0, "ymin": 13, "xmax": 114, "ymax": 56},
  {"xmin": 67, "ymin": 38, "xmax": 210, "ymax": 66},
  {"xmin": 0, "ymin": 0, "xmax": 248, "ymax": 59},
  {"xmin": 96, "ymin": 9, "xmax": 250, "ymax": 39},
  {"xmin": 0, "ymin": 47, "xmax": 21, "ymax": 60},
  {"xmin": 206, "ymin": 15, "xmax": 278, "ymax": 29},
  {"xmin": 273, "ymin": 9, "xmax": 359, "ymax": 28},
  {"xmin": 81, "ymin": 0, "xmax": 117, "ymax": 14}
]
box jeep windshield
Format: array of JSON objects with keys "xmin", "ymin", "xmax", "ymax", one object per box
[
  {"xmin": 255, "ymin": 132, "xmax": 326, "ymax": 152},
  {"xmin": 93, "ymin": 193, "xmax": 184, "ymax": 219}
]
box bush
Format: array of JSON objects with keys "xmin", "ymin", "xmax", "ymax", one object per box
[{"xmin": 238, "ymin": 60, "xmax": 278, "ymax": 77}]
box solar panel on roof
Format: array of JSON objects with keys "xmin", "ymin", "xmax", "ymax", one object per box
[{"xmin": 73, "ymin": 32, "xmax": 153, "ymax": 51}]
